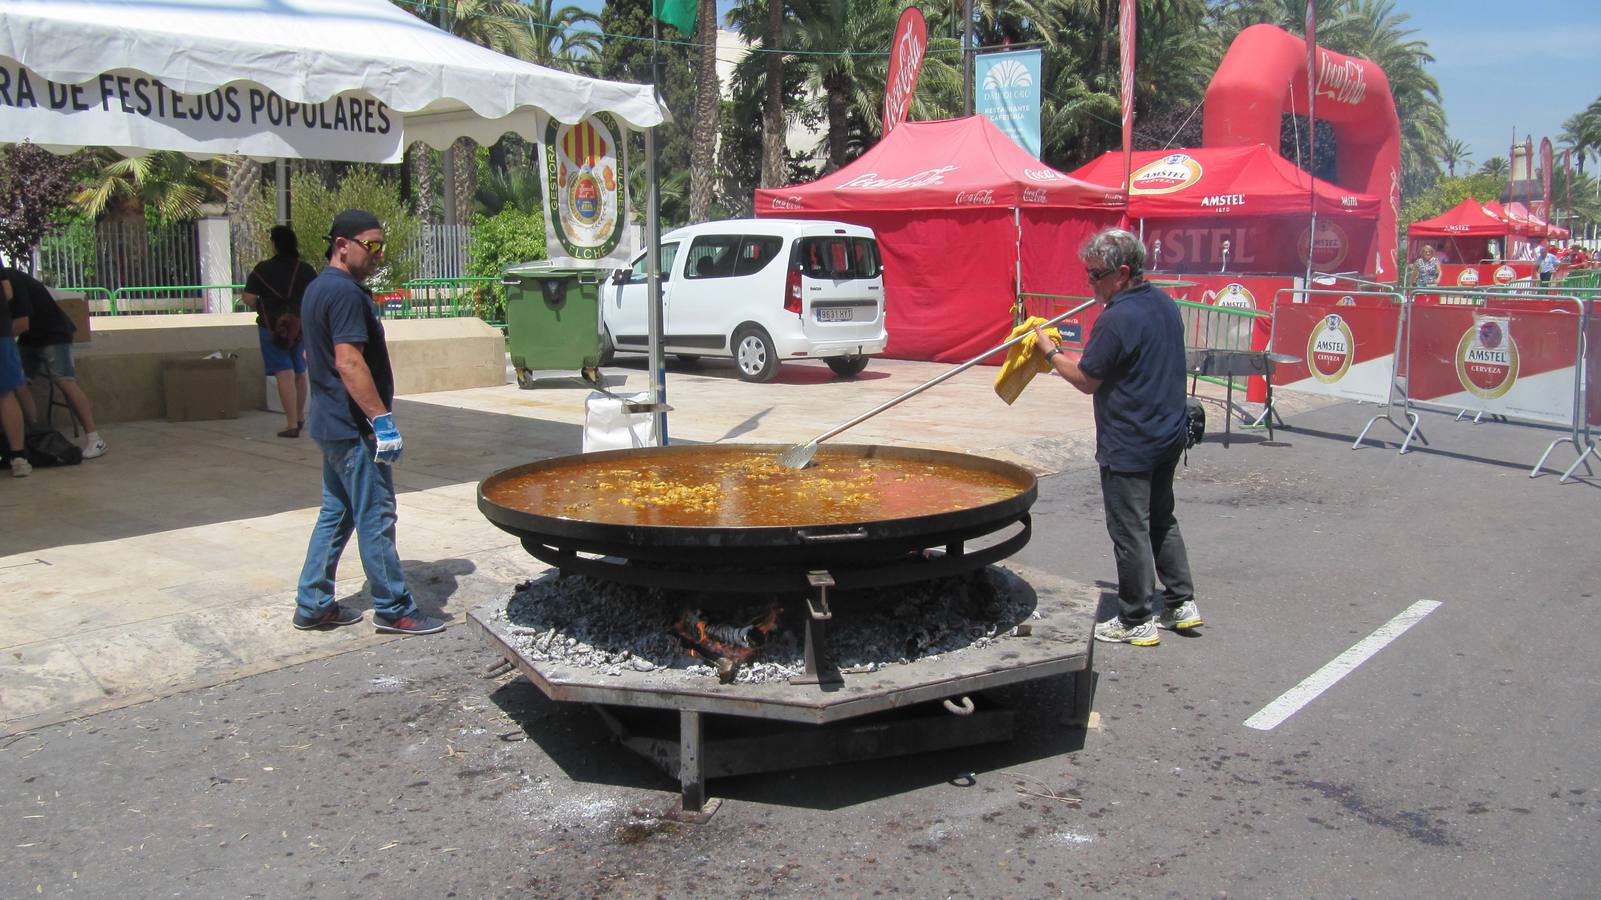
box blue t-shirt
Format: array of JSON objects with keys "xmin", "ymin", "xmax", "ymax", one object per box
[
  {"xmin": 301, "ymin": 267, "xmax": 393, "ymax": 441},
  {"xmin": 1076, "ymin": 281, "xmax": 1188, "ymax": 471}
]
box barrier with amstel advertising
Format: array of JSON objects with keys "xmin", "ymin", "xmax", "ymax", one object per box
[
  {"xmin": 1270, "ymin": 291, "xmax": 1402, "ymax": 404},
  {"xmin": 1405, "ymin": 298, "xmax": 1581, "ymax": 426}
]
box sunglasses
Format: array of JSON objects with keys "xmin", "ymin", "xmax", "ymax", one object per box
[
  {"xmin": 1086, "ymin": 266, "xmax": 1116, "ymax": 281},
  {"xmin": 349, "ymin": 238, "xmax": 386, "ymax": 255}
]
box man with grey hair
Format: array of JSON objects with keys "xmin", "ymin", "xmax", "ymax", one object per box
[{"xmin": 1032, "ymin": 228, "xmax": 1200, "ymax": 646}]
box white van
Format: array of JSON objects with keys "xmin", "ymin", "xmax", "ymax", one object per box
[{"xmin": 599, "ymin": 219, "xmax": 888, "ymax": 382}]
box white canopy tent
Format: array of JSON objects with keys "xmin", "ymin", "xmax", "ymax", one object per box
[
  {"xmin": 0, "ymin": 0, "xmax": 666, "ymax": 160},
  {"xmin": 0, "ymin": 0, "xmax": 674, "ymax": 434}
]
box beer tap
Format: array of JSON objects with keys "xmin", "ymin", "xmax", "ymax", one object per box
[
  {"xmin": 1220, "ymin": 240, "xmax": 1231, "ymax": 274},
  {"xmin": 1151, "ymin": 239, "xmax": 1162, "ymax": 268}
]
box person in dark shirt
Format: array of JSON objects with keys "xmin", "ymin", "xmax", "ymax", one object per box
[
  {"xmin": 0, "ymin": 282, "xmax": 29, "ymax": 477},
  {"xmin": 292, "ymin": 210, "xmax": 442, "ymax": 636},
  {"xmin": 1031, "ymin": 228, "xmax": 1199, "ymax": 647},
  {"xmin": 241, "ymin": 226, "xmax": 319, "ymax": 437},
  {"xmin": 2, "ymin": 267, "xmax": 104, "ymax": 459}
]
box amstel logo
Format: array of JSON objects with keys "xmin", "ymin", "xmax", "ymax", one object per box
[
  {"xmin": 1130, "ymin": 154, "xmax": 1203, "ymax": 195},
  {"xmin": 1456, "ymin": 267, "xmax": 1480, "ymax": 287},
  {"xmin": 1493, "ymin": 264, "xmax": 1517, "ymax": 285},
  {"xmin": 1204, "ymin": 282, "xmax": 1256, "ymax": 310},
  {"xmin": 1454, "ymin": 315, "xmax": 1519, "ymax": 400},
  {"xmin": 1308, "ymin": 313, "xmax": 1355, "ymax": 383},
  {"xmin": 1296, "ymin": 220, "xmax": 1348, "ymax": 269}
]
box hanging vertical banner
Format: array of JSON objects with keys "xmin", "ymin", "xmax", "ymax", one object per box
[
  {"xmin": 883, "ymin": 5, "xmax": 928, "ymax": 136},
  {"xmin": 540, "ymin": 113, "xmax": 632, "ymax": 265},
  {"xmin": 1538, "ymin": 137, "xmax": 1553, "ymax": 221},
  {"xmin": 975, "ymin": 48, "xmax": 1042, "ymax": 158},
  {"xmin": 1119, "ymin": 0, "xmax": 1136, "ymax": 190}
]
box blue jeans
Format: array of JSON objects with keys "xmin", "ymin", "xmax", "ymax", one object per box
[{"xmin": 296, "ymin": 437, "xmax": 417, "ymax": 621}]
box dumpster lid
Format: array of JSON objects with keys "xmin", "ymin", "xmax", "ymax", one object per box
[{"xmin": 504, "ymin": 260, "xmax": 607, "ymax": 278}]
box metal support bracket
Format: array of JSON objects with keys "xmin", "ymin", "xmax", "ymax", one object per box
[{"xmin": 791, "ymin": 571, "xmax": 843, "ymax": 686}]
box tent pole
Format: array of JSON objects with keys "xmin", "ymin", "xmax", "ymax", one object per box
[
  {"xmin": 645, "ymin": 124, "xmax": 667, "ymax": 446},
  {"xmin": 1013, "ymin": 207, "xmax": 1022, "ymax": 322},
  {"xmin": 275, "ymin": 160, "xmax": 289, "ymax": 225}
]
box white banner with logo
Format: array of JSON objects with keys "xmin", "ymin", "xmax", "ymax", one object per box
[
  {"xmin": 975, "ymin": 49, "xmax": 1042, "ymax": 158},
  {"xmin": 0, "ymin": 61, "xmax": 402, "ymax": 162},
  {"xmin": 539, "ymin": 114, "xmax": 633, "ymax": 266}
]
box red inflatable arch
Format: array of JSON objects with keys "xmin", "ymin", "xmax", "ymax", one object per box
[{"xmin": 1203, "ymin": 24, "xmax": 1400, "ymax": 280}]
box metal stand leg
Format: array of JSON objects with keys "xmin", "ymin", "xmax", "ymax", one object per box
[
  {"xmin": 1559, "ymin": 443, "xmax": 1600, "ymax": 483},
  {"xmin": 1531, "ymin": 437, "xmax": 1595, "ymax": 481},
  {"xmin": 667, "ymin": 709, "xmax": 721, "ymax": 822},
  {"xmin": 790, "ymin": 571, "xmax": 843, "ymax": 686}
]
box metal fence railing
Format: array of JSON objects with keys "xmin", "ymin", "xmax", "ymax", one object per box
[{"xmin": 35, "ymin": 219, "xmax": 200, "ymax": 292}]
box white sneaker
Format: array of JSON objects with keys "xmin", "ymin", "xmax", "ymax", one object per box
[
  {"xmin": 1159, "ymin": 600, "xmax": 1204, "ymax": 631},
  {"xmin": 1093, "ymin": 616, "xmax": 1160, "ymax": 646},
  {"xmin": 81, "ymin": 434, "xmax": 107, "ymax": 460},
  {"xmin": 10, "ymin": 456, "xmax": 31, "ymax": 478}
]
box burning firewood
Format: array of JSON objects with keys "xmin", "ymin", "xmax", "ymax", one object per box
[{"xmin": 670, "ymin": 606, "xmax": 782, "ymax": 684}]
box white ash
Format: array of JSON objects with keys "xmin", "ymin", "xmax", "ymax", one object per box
[{"xmin": 490, "ymin": 568, "xmax": 1040, "ymax": 685}]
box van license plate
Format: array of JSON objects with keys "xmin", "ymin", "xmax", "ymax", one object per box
[{"xmin": 816, "ymin": 307, "xmax": 852, "ymax": 322}]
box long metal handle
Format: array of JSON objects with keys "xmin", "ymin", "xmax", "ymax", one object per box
[{"xmin": 803, "ymin": 298, "xmax": 1097, "ymax": 447}]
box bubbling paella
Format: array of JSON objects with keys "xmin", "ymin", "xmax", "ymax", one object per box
[{"xmin": 483, "ymin": 446, "xmax": 1031, "ymax": 528}]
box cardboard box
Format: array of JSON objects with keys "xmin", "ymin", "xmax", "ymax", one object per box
[
  {"xmin": 56, "ymin": 295, "xmax": 92, "ymax": 344},
  {"xmin": 163, "ymin": 357, "xmax": 239, "ymax": 422}
]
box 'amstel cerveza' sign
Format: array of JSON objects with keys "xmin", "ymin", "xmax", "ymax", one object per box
[
  {"xmin": 542, "ymin": 114, "xmax": 627, "ymax": 262},
  {"xmin": 1129, "ymin": 154, "xmax": 1202, "ymax": 195},
  {"xmin": 1308, "ymin": 313, "xmax": 1355, "ymax": 383},
  {"xmin": 1204, "ymin": 282, "xmax": 1256, "ymax": 309},
  {"xmin": 1456, "ymin": 267, "xmax": 1480, "ymax": 287},
  {"xmin": 1455, "ymin": 315, "xmax": 1518, "ymax": 399},
  {"xmin": 1296, "ymin": 219, "xmax": 1349, "ymax": 269},
  {"xmin": 1493, "ymin": 264, "xmax": 1517, "ymax": 285}
]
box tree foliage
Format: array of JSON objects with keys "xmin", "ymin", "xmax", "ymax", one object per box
[
  {"xmin": 0, "ymin": 143, "xmax": 84, "ymax": 268},
  {"xmin": 242, "ymin": 167, "xmax": 420, "ymax": 288}
]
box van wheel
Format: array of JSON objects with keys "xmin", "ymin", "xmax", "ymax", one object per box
[
  {"xmin": 596, "ymin": 327, "xmax": 615, "ymax": 366},
  {"xmin": 825, "ymin": 355, "xmax": 869, "ymax": 378},
  {"xmin": 733, "ymin": 327, "xmax": 779, "ymax": 383}
]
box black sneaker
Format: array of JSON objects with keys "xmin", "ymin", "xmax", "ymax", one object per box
[
  {"xmin": 374, "ymin": 613, "xmax": 446, "ymax": 635},
  {"xmin": 292, "ymin": 603, "xmax": 364, "ymax": 630}
]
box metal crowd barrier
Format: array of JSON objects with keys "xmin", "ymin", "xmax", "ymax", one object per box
[
  {"xmin": 1271, "ymin": 288, "xmax": 1418, "ymax": 451},
  {"xmin": 109, "ymin": 283, "xmax": 245, "ymax": 315},
  {"xmin": 1401, "ymin": 287, "xmax": 1595, "ymax": 480}
]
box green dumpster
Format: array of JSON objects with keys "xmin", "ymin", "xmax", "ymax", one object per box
[{"xmin": 501, "ymin": 262, "xmax": 604, "ymax": 385}]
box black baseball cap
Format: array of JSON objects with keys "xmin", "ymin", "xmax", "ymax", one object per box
[{"xmin": 328, "ymin": 209, "xmax": 382, "ymax": 242}]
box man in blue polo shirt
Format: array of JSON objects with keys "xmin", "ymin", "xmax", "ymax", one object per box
[
  {"xmin": 292, "ymin": 209, "xmax": 443, "ymax": 636},
  {"xmin": 1033, "ymin": 228, "xmax": 1199, "ymax": 647}
]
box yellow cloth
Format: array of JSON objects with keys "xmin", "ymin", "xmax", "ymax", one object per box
[{"xmin": 994, "ymin": 316, "xmax": 1061, "ymax": 405}]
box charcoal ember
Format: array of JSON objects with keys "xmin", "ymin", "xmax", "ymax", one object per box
[{"xmin": 494, "ymin": 568, "xmax": 1037, "ymax": 685}]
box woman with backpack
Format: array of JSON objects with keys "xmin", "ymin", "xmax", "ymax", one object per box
[{"xmin": 242, "ymin": 226, "xmax": 318, "ymax": 437}]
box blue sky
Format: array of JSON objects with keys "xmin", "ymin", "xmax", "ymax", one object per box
[{"xmin": 682, "ymin": 0, "xmax": 1595, "ymax": 167}]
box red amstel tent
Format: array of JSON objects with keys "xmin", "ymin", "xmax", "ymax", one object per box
[
  {"xmin": 1407, "ymin": 197, "xmax": 1518, "ymax": 264},
  {"xmin": 1066, "ymin": 145, "xmax": 1379, "ymax": 274},
  {"xmin": 754, "ymin": 116, "xmax": 1124, "ymax": 362}
]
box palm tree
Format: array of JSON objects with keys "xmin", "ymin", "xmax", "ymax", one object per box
[
  {"xmin": 73, "ymin": 151, "xmax": 226, "ymax": 225},
  {"xmin": 1440, "ymin": 138, "xmax": 1471, "ymax": 178},
  {"xmin": 520, "ymin": 0, "xmax": 603, "ymax": 69},
  {"xmin": 762, "ymin": 0, "xmax": 788, "ymax": 188},
  {"xmin": 1480, "ymin": 156, "xmax": 1510, "ymax": 178},
  {"xmin": 687, "ymin": 0, "xmax": 720, "ymax": 221}
]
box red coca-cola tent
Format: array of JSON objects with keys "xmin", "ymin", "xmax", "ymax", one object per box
[
  {"xmin": 1406, "ymin": 198, "xmax": 1518, "ymax": 264},
  {"xmin": 753, "ymin": 116, "xmax": 1124, "ymax": 362},
  {"xmin": 1066, "ymin": 144, "xmax": 1379, "ymax": 274}
]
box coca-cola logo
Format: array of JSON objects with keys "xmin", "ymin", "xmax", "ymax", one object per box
[
  {"xmin": 1024, "ymin": 168, "xmax": 1069, "ymax": 182},
  {"xmin": 768, "ymin": 195, "xmax": 803, "ymax": 210},
  {"xmin": 1130, "ymin": 154, "xmax": 1202, "ymax": 195},
  {"xmin": 1022, "ymin": 187, "xmax": 1047, "ymax": 203},
  {"xmin": 1316, "ymin": 51, "xmax": 1368, "ymax": 105},
  {"xmin": 883, "ymin": 9, "xmax": 927, "ymax": 134},
  {"xmin": 954, "ymin": 189, "xmax": 995, "ymax": 205},
  {"xmin": 838, "ymin": 166, "xmax": 958, "ymax": 190}
]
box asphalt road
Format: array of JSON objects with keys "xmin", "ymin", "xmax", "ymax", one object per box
[{"xmin": 2, "ymin": 400, "xmax": 1597, "ymax": 899}]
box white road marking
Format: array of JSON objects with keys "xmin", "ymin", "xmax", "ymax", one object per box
[{"xmin": 1244, "ymin": 599, "xmax": 1442, "ymax": 731}]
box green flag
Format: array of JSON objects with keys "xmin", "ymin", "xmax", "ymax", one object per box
[{"xmin": 653, "ymin": 0, "xmax": 696, "ymax": 37}]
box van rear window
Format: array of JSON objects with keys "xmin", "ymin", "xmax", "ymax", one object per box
[{"xmin": 796, "ymin": 237, "xmax": 881, "ymax": 279}]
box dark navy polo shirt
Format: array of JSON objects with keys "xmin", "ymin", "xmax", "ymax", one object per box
[
  {"xmin": 301, "ymin": 266, "xmax": 393, "ymax": 441},
  {"xmin": 1076, "ymin": 280, "xmax": 1188, "ymax": 472}
]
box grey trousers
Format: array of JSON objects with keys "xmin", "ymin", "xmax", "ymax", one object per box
[{"xmin": 1100, "ymin": 446, "xmax": 1195, "ymax": 626}]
